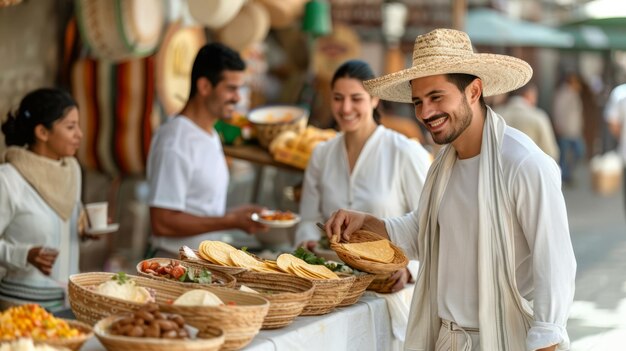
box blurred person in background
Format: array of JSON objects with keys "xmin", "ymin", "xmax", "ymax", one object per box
[
  {"xmin": 295, "ymin": 59, "xmax": 432, "ymax": 349},
  {"xmin": 495, "ymin": 81, "xmax": 559, "ymax": 161},
  {"xmin": 147, "ymin": 43, "xmax": 267, "ymax": 258},
  {"xmin": 553, "ymin": 73, "xmax": 585, "ymax": 185},
  {"xmin": 605, "ymin": 83, "xmax": 626, "ymax": 217},
  {"xmin": 0, "ymin": 88, "xmax": 87, "ymax": 311}
]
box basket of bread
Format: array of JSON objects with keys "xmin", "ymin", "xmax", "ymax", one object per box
[
  {"xmin": 268, "ymin": 126, "xmax": 336, "ymax": 169},
  {"xmin": 247, "ymin": 105, "xmax": 308, "ymax": 149}
]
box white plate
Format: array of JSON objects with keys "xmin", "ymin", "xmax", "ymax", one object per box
[
  {"xmin": 251, "ymin": 211, "xmax": 301, "ymax": 228},
  {"xmin": 85, "ymin": 223, "xmax": 120, "ymax": 235}
]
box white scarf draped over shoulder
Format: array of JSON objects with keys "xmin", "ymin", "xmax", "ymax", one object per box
[
  {"xmin": 405, "ymin": 107, "xmax": 533, "ymax": 351},
  {"xmin": 2, "ymin": 146, "xmax": 79, "ymax": 221}
]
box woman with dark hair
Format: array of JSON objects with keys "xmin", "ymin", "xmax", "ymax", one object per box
[
  {"xmin": 0, "ymin": 87, "xmax": 84, "ymax": 311},
  {"xmin": 295, "ymin": 60, "xmax": 432, "ymax": 349}
]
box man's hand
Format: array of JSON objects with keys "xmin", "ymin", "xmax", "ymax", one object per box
[
  {"xmin": 227, "ymin": 204, "xmax": 269, "ymax": 234},
  {"xmin": 536, "ymin": 345, "xmax": 557, "ymax": 351},
  {"xmin": 388, "ymin": 267, "xmax": 412, "ymax": 292},
  {"xmin": 323, "ymin": 209, "xmax": 368, "ymax": 243},
  {"xmin": 27, "ymin": 247, "xmax": 58, "ymax": 275}
]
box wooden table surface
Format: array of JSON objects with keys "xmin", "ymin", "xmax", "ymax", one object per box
[{"xmin": 222, "ymin": 144, "xmax": 302, "ymax": 173}]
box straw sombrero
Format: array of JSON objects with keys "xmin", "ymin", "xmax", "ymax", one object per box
[
  {"xmin": 256, "ymin": 0, "xmax": 306, "ymax": 29},
  {"xmin": 364, "ymin": 28, "xmax": 532, "ymax": 103},
  {"xmin": 187, "ymin": 0, "xmax": 246, "ymax": 30},
  {"xmin": 216, "ymin": 1, "xmax": 270, "ymax": 52},
  {"xmin": 75, "ymin": 0, "xmax": 166, "ymax": 61},
  {"xmin": 155, "ymin": 23, "xmax": 206, "ymax": 117}
]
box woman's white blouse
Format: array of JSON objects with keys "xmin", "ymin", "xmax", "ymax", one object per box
[
  {"xmin": 296, "ymin": 126, "xmax": 432, "ymax": 245},
  {"xmin": 0, "ymin": 164, "xmax": 80, "ymax": 288}
]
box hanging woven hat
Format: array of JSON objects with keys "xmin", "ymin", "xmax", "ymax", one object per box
[
  {"xmin": 364, "ymin": 28, "xmax": 533, "ymax": 103},
  {"xmin": 155, "ymin": 22, "xmax": 206, "ymax": 116},
  {"xmin": 216, "ymin": 1, "xmax": 270, "ymax": 52},
  {"xmin": 187, "ymin": 0, "xmax": 246, "ymax": 30},
  {"xmin": 75, "ymin": 0, "xmax": 166, "ymax": 61},
  {"xmin": 313, "ymin": 23, "xmax": 361, "ymax": 82},
  {"xmin": 256, "ymin": 0, "xmax": 306, "ymax": 29}
]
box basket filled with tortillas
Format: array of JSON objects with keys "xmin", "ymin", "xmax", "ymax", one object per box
[
  {"xmin": 330, "ymin": 230, "xmax": 409, "ymax": 274},
  {"xmin": 273, "ymin": 252, "xmax": 356, "ymax": 316},
  {"xmin": 188, "ymin": 240, "xmax": 355, "ymax": 316},
  {"xmin": 93, "ymin": 303, "xmax": 224, "ymax": 351},
  {"xmin": 68, "ymin": 272, "xmax": 269, "ymax": 351},
  {"xmin": 189, "ymin": 240, "xmax": 355, "ymax": 315},
  {"xmin": 290, "ymin": 247, "xmax": 374, "ymax": 309},
  {"xmin": 136, "ymin": 258, "xmax": 237, "ymax": 289}
]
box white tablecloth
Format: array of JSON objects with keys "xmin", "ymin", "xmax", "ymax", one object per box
[{"xmin": 81, "ymin": 292, "xmax": 398, "ymax": 351}]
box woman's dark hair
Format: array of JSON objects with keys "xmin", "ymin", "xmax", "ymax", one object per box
[
  {"xmin": 1, "ymin": 88, "xmax": 77, "ymax": 147},
  {"xmin": 189, "ymin": 43, "xmax": 246, "ymax": 98},
  {"xmin": 331, "ymin": 59, "xmax": 382, "ymax": 124}
]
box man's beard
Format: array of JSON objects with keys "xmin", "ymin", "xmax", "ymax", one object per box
[{"xmin": 431, "ymin": 97, "xmax": 473, "ymax": 145}]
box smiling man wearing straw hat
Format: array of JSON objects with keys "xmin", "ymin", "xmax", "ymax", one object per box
[{"xmin": 324, "ymin": 29, "xmax": 576, "ymax": 351}]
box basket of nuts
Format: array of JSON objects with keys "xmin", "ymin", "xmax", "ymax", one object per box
[{"xmin": 93, "ymin": 303, "xmax": 224, "ymax": 351}]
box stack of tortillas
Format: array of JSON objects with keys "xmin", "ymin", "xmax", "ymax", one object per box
[
  {"xmin": 198, "ymin": 240, "xmax": 281, "ymax": 273},
  {"xmin": 276, "ymin": 254, "xmax": 339, "ymax": 280},
  {"xmin": 337, "ymin": 240, "xmax": 395, "ymax": 264},
  {"xmin": 198, "ymin": 241, "xmax": 238, "ymax": 266},
  {"xmin": 229, "ymin": 250, "xmax": 281, "ymax": 273}
]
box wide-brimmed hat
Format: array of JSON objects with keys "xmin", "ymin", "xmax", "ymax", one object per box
[
  {"xmin": 364, "ymin": 28, "xmax": 532, "ymax": 103},
  {"xmin": 216, "ymin": 1, "xmax": 270, "ymax": 52}
]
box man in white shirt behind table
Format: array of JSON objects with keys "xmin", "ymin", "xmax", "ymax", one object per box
[
  {"xmin": 324, "ymin": 29, "xmax": 576, "ymax": 351},
  {"xmin": 147, "ymin": 43, "xmax": 267, "ymax": 257}
]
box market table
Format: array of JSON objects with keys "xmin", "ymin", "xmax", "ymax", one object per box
[
  {"xmin": 79, "ymin": 293, "xmax": 397, "ymax": 351},
  {"xmin": 223, "ymin": 144, "xmax": 301, "ymax": 173}
]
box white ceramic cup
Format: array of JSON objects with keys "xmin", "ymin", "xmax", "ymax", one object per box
[{"xmin": 85, "ymin": 202, "xmax": 108, "ymax": 230}]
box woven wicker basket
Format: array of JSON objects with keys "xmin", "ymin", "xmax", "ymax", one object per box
[
  {"xmin": 366, "ymin": 272, "xmax": 395, "ymax": 293},
  {"xmin": 75, "ymin": 0, "xmax": 165, "ymax": 61},
  {"xmin": 69, "ymin": 272, "xmax": 183, "ymax": 326},
  {"xmin": 247, "ymin": 105, "xmax": 309, "ymax": 149},
  {"xmin": 330, "ymin": 230, "xmax": 408, "ymax": 274},
  {"xmin": 69, "ymin": 272, "xmax": 268, "ymax": 351},
  {"xmin": 161, "ymin": 286, "xmax": 269, "ymax": 351},
  {"xmin": 235, "ymin": 271, "xmax": 314, "ymax": 329},
  {"xmin": 179, "ymin": 248, "xmax": 248, "ymax": 276},
  {"xmin": 300, "ymin": 275, "xmax": 355, "ymax": 316},
  {"xmin": 337, "ymin": 273, "xmax": 376, "ymax": 307},
  {"xmin": 94, "ymin": 315, "xmax": 224, "ymax": 351},
  {"xmin": 136, "ymin": 258, "xmax": 237, "ymax": 289},
  {"xmin": 38, "ymin": 319, "xmax": 93, "ymax": 351}
]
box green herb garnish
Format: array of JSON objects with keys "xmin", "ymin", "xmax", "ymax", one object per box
[
  {"xmin": 112, "ymin": 272, "xmax": 129, "ymax": 285},
  {"xmin": 178, "ymin": 268, "xmax": 212, "ymax": 284},
  {"xmin": 197, "ymin": 269, "xmax": 213, "ymax": 284}
]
